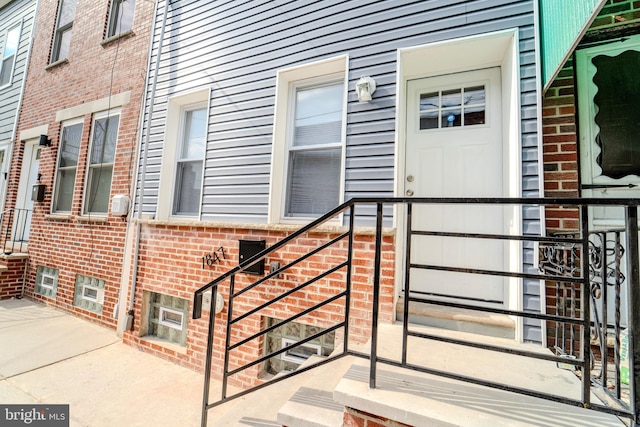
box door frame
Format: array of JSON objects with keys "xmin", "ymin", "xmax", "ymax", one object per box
[
  {"xmin": 15, "ymin": 138, "xmax": 39, "ymax": 241},
  {"xmin": 394, "ymin": 29, "xmax": 525, "ymax": 340}
]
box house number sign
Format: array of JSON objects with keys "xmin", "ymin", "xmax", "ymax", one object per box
[{"xmin": 202, "ymin": 247, "xmax": 226, "ymax": 269}]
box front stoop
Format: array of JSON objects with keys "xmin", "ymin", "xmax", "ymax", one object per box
[
  {"xmin": 277, "ymin": 387, "xmax": 343, "ymax": 427},
  {"xmin": 0, "ymin": 253, "xmax": 28, "ymax": 299}
]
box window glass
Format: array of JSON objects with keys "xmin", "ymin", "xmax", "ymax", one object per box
[
  {"xmin": 591, "ymin": 50, "xmax": 640, "ymax": 178},
  {"xmin": 53, "ymin": 123, "xmax": 82, "ymax": 212},
  {"xmin": 107, "ymin": 0, "xmax": 136, "ymax": 38},
  {"xmin": 85, "ymin": 115, "xmax": 119, "ymax": 214},
  {"xmin": 52, "ymin": 0, "xmax": 76, "ymax": 62},
  {"xmin": 0, "ymin": 25, "xmax": 20, "ymax": 86},
  {"xmin": 173, "ymin": 108, "xmax": 206, "ymax": 215},
  {"xmin": 148, "ymin": 292, "xmax": 188, "ymax": 346},
  {"xmin": 419, "ymin": 85, "xmax": 485, "ymax": 130},
  {"xmin": 286, "ymin": 82, "xmax": 343, "ymax": 217}
]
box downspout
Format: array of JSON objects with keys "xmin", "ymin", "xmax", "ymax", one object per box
[{"xmin": 123, "ymin": 0, "xmax": 170, "ymax": 331}]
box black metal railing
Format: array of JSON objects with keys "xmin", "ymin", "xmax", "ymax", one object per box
[
  {"xmin": 193, "ymin": 197, "xmax": 640, "ymax": 427},
  {"xmin": 1, "ymin": 208, "xmax": 32, "ymax": 255}
]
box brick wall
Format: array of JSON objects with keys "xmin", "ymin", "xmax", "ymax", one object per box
[
  {"xmin": 123, "ymin": 223, "xmax": 396, "ymax": 385},
  {"xmin": 342, "ymin": 407, "xmax": 412, "ymax": 427},
  {"xmin": 0, "ymin": 256, "xmax": 27, "ymax": 299},
  {"xmin": 7, "ymin": 0, "xmax": 154, "ymax": 329}
]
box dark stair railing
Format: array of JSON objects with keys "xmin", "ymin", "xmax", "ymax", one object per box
[
  {"xmin": 193, "ymin": 197, "xmax": 640, "ymax": 427},
  {"xmin": 1, "ymin": 208, "xmax": 32, "ymax": 255}
]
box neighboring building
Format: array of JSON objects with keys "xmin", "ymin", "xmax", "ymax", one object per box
[
  {"xmin": 0, "ymin": 0, "xmax": 38, "ymax": 299},
  {"xmin": 5, "ymin": 0, "xmax": 154, "ymax": 328},
  {"xmin": 120, "ymin": 0, "xmax": 542, "ymax": 378},
  {"xmin": 541, "ymin": 0, "xmax": 640, "ymax": 349}
]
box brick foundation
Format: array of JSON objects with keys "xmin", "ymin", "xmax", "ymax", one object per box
[
  {"xmin": 342, "ymin": 407, "xmax": 412, "ymax": 427},
  {"xmin": 0, "ymin": 255, "xmax": 27, "ymax": 299}
]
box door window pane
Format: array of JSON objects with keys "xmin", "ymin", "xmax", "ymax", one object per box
[
  {"xmin": 591, "ymin": 50, "xmax": 640, "ymax": 178},
  {"xmin": 419, "ymin": 85, "xmax": 486, "ymax": 130}
]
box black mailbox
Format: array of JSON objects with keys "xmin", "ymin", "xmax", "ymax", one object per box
[
  {"xmin": 239, "ymin": 239, "xmax": 266, "ymax": 275},
  {"xmin": 31, "ymin": 184, "xmax": 46, "ymax": 202}
]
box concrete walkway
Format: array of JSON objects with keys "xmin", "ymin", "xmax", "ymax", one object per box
[{"xmin": 0, "ymin": 298, "xmax": 203, "ymax": 427}]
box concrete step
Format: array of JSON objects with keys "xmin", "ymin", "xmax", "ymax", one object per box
[{"xmin": 277, "ymin": 387, "xmax": 343, "ymax": 427}]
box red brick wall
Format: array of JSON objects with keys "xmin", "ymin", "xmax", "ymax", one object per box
[
  {"xmin": 123, "ymin": 223, "xmax": 396, "ymax": 385},
  {"xmin": 342, "ymin": 407, "xmax": 412, "ymax": 427},
  {"xmin": 0, "ymin": 256, "xmax": 27, "ymax": 299},
  {"xmin": 8, "ymin": 0, "xmax": 154, "ymax": 328}
]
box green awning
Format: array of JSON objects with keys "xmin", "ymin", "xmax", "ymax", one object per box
[{"xmin": 540, "ymin": 0, "xmax": 606, "ymax": 92}]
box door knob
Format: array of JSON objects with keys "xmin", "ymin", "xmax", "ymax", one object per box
[{"xmin": 406, "ymin": 189, "xmax": 414, "ymax": 196}]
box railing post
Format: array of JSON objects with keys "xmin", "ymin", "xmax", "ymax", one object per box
[
  {"xmin": 402, "ymin": 202, "xmax": 413, "ymax": 365},
  {"xmin": 624, "ymin": 206, "xmax": 640, "ymax": 426},
  {"xmin": 200, "ymin": 285, "xmax": 217, "ymax": 427},
  {"xmin": 580, "ymin": 205, "xmax": 591, "ymax": 407},
  {"xmin": 343, "ymin": 204, "xmax": 355, "ymax": 355},
  {"xmin": 369, "ymin": 202, "xmax": 383, "ymax": 389}
]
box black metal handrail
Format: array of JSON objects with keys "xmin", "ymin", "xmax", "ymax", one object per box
[
  {"xmin": 193, "ymin": 197, "xmax": 640, "ymax": 427},
  {"xmin": 1, "ymin": 208, "xmax": 32, "ymax": 255}
]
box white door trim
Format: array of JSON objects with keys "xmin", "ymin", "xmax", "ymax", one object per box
[{"xmin": 394, "ymin": 28, "xmax": 525, "ymax": 340}]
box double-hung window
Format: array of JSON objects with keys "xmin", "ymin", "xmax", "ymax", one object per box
[
  {"xmin": 84, "ymin": 112, "xmax": 119, "ymax": 214},
  {"xmin": 270, "ymin": 56, "xmax": 347, "ymax": 223},
  {"xmin": 173, "ymin": 107, "xmax": 206, "ymax": 216},
  {"xmin": 51, "ymin": 0, "xmax": 76, "ymax": 63},
  {"xmin": 53, "ymin": 121, "xmax": 83, "ymax": 213},
  {"xmin": 0, "ymin": 24, "xmax": 20, "ymax": 87},
  {"xmin": 107, "ymin": 0, "xmax": 136, "ymax": 38},
  {"xmin": 285, "ymin": 80, "xmax": 344, "ymax": 217}
]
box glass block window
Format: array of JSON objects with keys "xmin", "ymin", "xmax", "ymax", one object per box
[
  {"xmin": 73, "ymin": 274, "xmax": 105, "ymax": 314},
  {"xmin": 34, "ymin": 266, "xmax": 59, "ymax": 299},
  {"xmin": 148, "ymin": 293, "xmax": 189, "ymax": 346},
  {"xmin": 264, "ymin": 317, "xmax": 335, "ymax": 374},
  {"xmin": 419, "ymin": 85, "xmax": 486, "ymax": 130}
]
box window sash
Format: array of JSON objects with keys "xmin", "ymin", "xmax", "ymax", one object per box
[
  {"xmin": 107, "ymin": 0, "xmax": 136, "ymax": 38},
  {"xmin": 0, "ymin": 25, "xmax": 20, "ymax": 86},
  {"xmin": 172, "ymin": 108, "xmax": 206, "ymax": 216},
  {"xmin": 84, "ymin": 115, "xmax": 119, "ymax": 214},
  {"xmin": 285, "ymin": 81, "xmax": 344, "ymax": 218},
  {"xmin": 53, "ymin": 123, "xmax": 82, "ymax": 213},
  {"xmin": 51, "ymin": 0, "xmax": 76, "ymax": 62}
]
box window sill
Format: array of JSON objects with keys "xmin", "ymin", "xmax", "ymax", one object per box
[
  {"xmin": 101, "ymin": 30, "xmax": 134, "ymax": 47},
  {"xmin": 77, "ymin": 215, "xmax": 108, "ymax": 223},
  {"xmin": 46, "ymin": 213, "xmax": 72, "ymax": 221},
  {"xmin": 140, "ymin": 336, "xmax": 187, "ymax": 354},
  {"xmin": 46, "ymin": 58, "xmax": 69, "ymax": 71}
]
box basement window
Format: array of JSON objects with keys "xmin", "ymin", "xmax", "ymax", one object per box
[
  {"xmin": 264, "ymin": 317, "xmax": 335, "ymax": 375},
  {"xmin": 147, "ymin": 292, "xmax": 188, "ymax": 346},
  {"xmin": 73, "ymin": 274, "xmax": 106, "ymax": 314},
  {"xmin": 34, "ymin": 266, "xmax": 59, "ymax": 299}
]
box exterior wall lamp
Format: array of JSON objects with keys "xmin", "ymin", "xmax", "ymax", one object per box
[
  {"xmin": 356, "ymin": 76, "xmax": 376, "ymax": 102},
  {"xmin": 39, "ymin": 134, "xmax": 52, "ymax": 147}
]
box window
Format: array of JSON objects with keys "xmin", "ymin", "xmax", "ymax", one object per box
[
  {"xmin": 157, "ymin": 89, "xmax": 210, "ymax": 221},
  {"xmin": 34, "ymin": 266, "xmax": 59, "ymax": 299},
  {"xmin": 84, "ymin": 113, "xmax": 119, "ymax": 214},
  {"xmin": 51, "ymin": 0, "xmax": 76, "ymax": 63},
  {"xmin": 53, "ymin": 121, "xmax": 82, "ymax": 213},
  {"xmin": 281, "ymin": 338, "xmax": 321, "ymax": 364},
  {"xmin": 147, "ymin": 292, "xmax": 189, "ymax": 346},
  {"xmin": 0, "ymin": 24, "xmax": 20, "ymax": 87},
  {"xmin": 285, "ymin": 81, "xmax": 344, "ymax": 217},
  {"xmin": 419, "ymin": 85, "xmax": 486, "ymax": 130},
  {"xmin": 173, "ymin": 107, "xmax": 206, "ymax": 215},
  {"xmin": 269, "ymin": 56, "xmax": 347, "ymax": 223},
  {"xmin": 107, "ymin": 0, "xmax": 136, "ymax": 38},
  {"xmin": 73, "ymin": 274, "xmax": 106, "ymax": 314}
]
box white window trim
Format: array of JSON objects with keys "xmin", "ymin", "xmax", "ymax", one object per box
[
  {"xmin": 81, "ymin": 284, "xmax": 104, "ymax": 304},
  {"xmin": 157, "ymin": 88, "xmax": 210, "ymax": 221},
  {"xmin": 82, "ymin": 109, "xmax": 121, "ymax": 216},
  {"xmin": 40, "ymin": 272, "xmax": 57, "ymax": 290},
  {"xmin": 0, "ymin": 21, "xmax": 22, "ymax": 89},
  {"xmin": 281, "ymin": 338, "xmax": 321, "ymax": 364},
  {"xmin": 268, "ymin": 55, "xmax": 348, "ymax": 224},
  {"xmin": 158, "ymin": 306, "xmax": 184, "ymax": 330},
  {"xmin": 51, "ymin": 117, "xmax": 83, "ymax": 214}
]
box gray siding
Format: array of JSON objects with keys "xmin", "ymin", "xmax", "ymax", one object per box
[
  {"xmin": 0, "ymin": 0, "xmax": 36, "ymax": 143},
  {"xmin": 138, "ymin": 0, "xmax": 542, "ymax": 342}
]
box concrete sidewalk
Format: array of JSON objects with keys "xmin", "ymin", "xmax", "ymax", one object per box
[{"xmin": 0, "ymin": 298, "xmax": 203, "ymax": 427}]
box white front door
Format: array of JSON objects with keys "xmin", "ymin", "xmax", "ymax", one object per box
[
  {"xmin": 405, "ymin": 67, "xmax": 507, "ymax": 306},
  {"xmin": 15, "ymin": 142, "xmax": 40, "ymax": 241}
]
